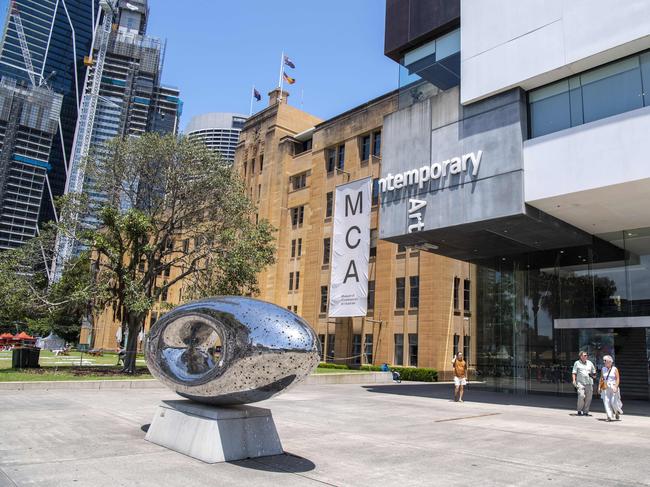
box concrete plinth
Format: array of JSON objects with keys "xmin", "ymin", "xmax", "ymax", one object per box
[{"xmin": 144, "ymin": 400, "xmax": 283, "ymax": 463}]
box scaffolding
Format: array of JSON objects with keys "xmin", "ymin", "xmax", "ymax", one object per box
[{"xmin": 52, "ymin": 0, "xmax": 117, "ymax": 281}]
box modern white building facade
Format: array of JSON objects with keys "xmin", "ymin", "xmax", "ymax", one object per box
[
  {"xmin": 185, "ymin": 112, "xmax": 247, "ymax": 164},
  {"xmin": 381, "ymin": 0, "xmax": 650, "ymax": 399}
]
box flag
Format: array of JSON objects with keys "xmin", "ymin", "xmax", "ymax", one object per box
[
  {"xmin": 253, "ymin": 88, "xmax": 261, "ymax": 101},
  {"xmin": 284, "ymin": 55, "xmax": 296, "ymax": 69},
  {"xmin": 283, "ymin": 71, "xmax": 296, "ymax": 85}
]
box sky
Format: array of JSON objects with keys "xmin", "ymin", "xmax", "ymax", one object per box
[
  {"xmin": 0, "ymin": 0, "xmax": 397, "ymax": 130},
  {"xmin": 145, "ymin": 0, "xmax": 397, "ymax": 130}
]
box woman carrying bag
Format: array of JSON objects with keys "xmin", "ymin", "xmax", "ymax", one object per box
[{"xmin": 599, "ymin": 355, "xmax": 623, "ymax": 422}]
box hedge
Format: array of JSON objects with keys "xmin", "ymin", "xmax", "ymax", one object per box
[
  {"xmin": 317, "ymin": 362, "xmax": 350, "ymax": 370},
  {"xmin": 317, "ymin": 363, "xmax": 438, "ymax": 382},
  {"xmin": 390, "ymin": 366, "xmax": 438, "ymax": 382}
]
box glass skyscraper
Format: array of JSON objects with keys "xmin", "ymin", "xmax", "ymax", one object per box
[
  {"xmin": 0, "ymin": 0, "xmax": 99, "ymax": 247},
  {"xmin": 50, "ymin": 0, "xmax": 181, "ymax": 269}
]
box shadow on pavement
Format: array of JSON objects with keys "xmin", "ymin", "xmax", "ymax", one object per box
[
  {"xmin": 230, "ymin": 452, "xmax": 315, "ymax": 473},
  {"xmin": 141, "ymin": 423, "xmax": 150, "ymax": 433},
  {"xmin": 362, "ymin": 382, "xmax": 650, "ymax": 417}
]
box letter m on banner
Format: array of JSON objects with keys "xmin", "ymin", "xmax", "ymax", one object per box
[{"xmin": 329, "ymin": 177, "xmax": 372, "ymax": 317}]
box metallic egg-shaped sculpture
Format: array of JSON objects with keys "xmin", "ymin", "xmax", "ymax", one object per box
[{"xmin": 145, "ymin": 297, "xmax": 321, "ymax": 405}]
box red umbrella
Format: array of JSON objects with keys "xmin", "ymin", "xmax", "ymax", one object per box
[{"xmin": 15, "ymin": 332, "xmax": 34, "ymax": 340}]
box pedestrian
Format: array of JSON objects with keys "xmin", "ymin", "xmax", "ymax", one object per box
[
  {"xmin": 571, "ymin": 351, "xmax": 596, "ymax": 416},
  {"xmin": 599, "ymin": 355, "xmax": 623, "ymax": 422},
  {"xmin": 452, "ymin": 352, "xmax": 467, "ymax": 402}
]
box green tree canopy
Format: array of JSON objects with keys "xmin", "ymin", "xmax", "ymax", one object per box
[{"xmin": 61, "ymin": 133, "xmax": 275, "ymax": 372}]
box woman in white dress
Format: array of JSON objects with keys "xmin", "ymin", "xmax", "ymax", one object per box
[{"xmin": 600, "ymin": 355, "xmax": 623, "ymax": 422}]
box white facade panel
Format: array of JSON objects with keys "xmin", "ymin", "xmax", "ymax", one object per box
[
  {"xmin": 461, "ymin": 0, "xmax": 650, "ymax": 104},
  {"xmin": 524, "ymin": 105, "xmax": 650, "ymax": 233},
  {"xmin": 460, "ymin": 0, "xmax": 563, "ymax": 63}
]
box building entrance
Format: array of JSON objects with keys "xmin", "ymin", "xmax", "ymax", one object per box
[{"xmin": 473, "ymin": 227, "xmax": 650, "ymax": 400}]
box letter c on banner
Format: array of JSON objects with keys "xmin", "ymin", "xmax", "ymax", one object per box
[{"xmin": 346, "ymin": 226, "xmax": 361, "ymax": 249}]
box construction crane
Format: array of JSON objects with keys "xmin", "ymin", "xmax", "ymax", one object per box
[
  {"xmin": 9, "ymin": 1, "xmax": 36, "ymax": 87},
  {"xmin": 52, "ymin": 0, "xmax": 117, "ymax": 281}
]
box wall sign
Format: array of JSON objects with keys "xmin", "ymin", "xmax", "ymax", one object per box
[
  {"xmin": 408, "ymin": 199, "xmax": 426, "ymax": 233},
  {"xmin": 378, "ymin": 150, "xmax": 483, "ymax": 194},
  {"xmin": 328, "ymin": 177, "xmax": 371, "ymax": 318}
]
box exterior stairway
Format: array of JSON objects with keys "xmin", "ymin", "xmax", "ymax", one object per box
[{"xmin": 614, "ymin": 328, "xmax": 649, "ymax": 400}]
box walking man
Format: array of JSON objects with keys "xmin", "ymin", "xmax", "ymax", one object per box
[
  {"xmin": 571, "ymin": 351, "xmax": 596, "ymax": 416},
  {"xmin": 452, "ymin": 352, "xmax": 467, "ymax": 402}
]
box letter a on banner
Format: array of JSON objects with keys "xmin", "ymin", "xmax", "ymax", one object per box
[{"xmin": 329, "ymin": 177, "xmax": 372, "ymax": 317}]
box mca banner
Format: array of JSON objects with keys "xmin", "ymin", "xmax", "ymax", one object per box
[{"xmin": 328, "ymin": 177, "xmax": 372, "ymax": 317}]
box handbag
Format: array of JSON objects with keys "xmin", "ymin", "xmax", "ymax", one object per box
[{"xmin": 599, "ymin": 368, "xmax": 612, "ymax": 393}]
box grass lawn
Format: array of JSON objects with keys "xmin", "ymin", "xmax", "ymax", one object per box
[
  {"xmin": 0, "ymin": 350, "xmax": 151, "ymax": 382},
  {"xmin": 0, "ymin": 350, "xmax": 378, "ymax": 382},
  {"xmin": 313, "ymin": 368, "xmax": 370, "ymax": 374}
]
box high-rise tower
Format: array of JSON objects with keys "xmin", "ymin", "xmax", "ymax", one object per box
[
  {"xmin": 53, "ymin": 0, "xmax": 181, "ymax": 276},
  {"xmin": 186, "ymin": 113, "xmax": 247, "ymax": 164},
  {"xmin": 0, "ymin": 0, "xmax": 99, "ymax": 239}
]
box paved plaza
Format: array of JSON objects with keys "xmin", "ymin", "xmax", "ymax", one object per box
[{"xmin": 1, "ymin": 381, "xmax": 650, "ymax": 487}]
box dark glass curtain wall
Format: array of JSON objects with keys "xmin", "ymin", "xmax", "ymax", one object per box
[{"xmin": 474, "ymin": 227, "xmax": 650, "ymax": 399}]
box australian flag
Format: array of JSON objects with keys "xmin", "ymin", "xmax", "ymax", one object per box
[
  {"xmin": 284, "ymin": 55, "xmax": 296, "ymax": 69},
  {"xmin": 253, "ymin": 88, "xmax": 261, "ymax": 101}
]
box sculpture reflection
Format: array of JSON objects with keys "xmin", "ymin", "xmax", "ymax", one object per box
[{"xmin": 146, "ymin": 297, "xmax": 320, "ymax": 405}]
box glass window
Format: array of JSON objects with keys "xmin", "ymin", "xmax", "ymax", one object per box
[
  {"xmin": 368, "ymin": 280, "xmax": 375, "ymax": 309},
  {"xmin": 360, "ymin": 135, "xmax": 370, "ymax": 161},
  {"xmin": 297, "ymin": 237, "xmax": 302, "ymax": 257},
  {"xmin": 396, "ymin": 277, "xmax": 405, "ymax": 309},
  {"xmin": 529, "ymin": 51, "xmax": 650, "ymax": 138},
  {"xmin": 291, "ymin": 173, "xmax": 307, "ymax": 190},
  {"xmin": 464, "ymin": 279, "xmax": 471, "ymax": 313},
  {"xmin": 327, "ymin": 334, "xmax": 335, "ymax": 362},
  {"xmin": 529, "ymin": 80, "xmax": 571, "ymax": 138},
  {"xmin": 394, "ymin": 334, "xmax": 404, "ymax": 365},
  {"xmin": 295, "ymin": 271, "xmax": 300, "ymax": 290},
  {"xmin": 581, "ymin": 56, "xmax": 643, "ymax": 123},
  {"xmin": 291, "ymin": 206, "xmax": 305, "ymax": 226},
  {"xmin": 408, "ymin": 333, "xmax": 418, "ymax": 366},
  {"xmin": 337, "ymin": 144, "xmax": 345, "ymax": 170},
  {"xmin": 352, "ymin": 334, "xmax": 361, "ymax": 365},
  {"xmin": 318, "ymin": 334, "xmax": 325, "ymax": 360},
  {"xmin": 326, "ymin": 148, "xmax": 336, "ymax": 173},
  {"xmin": 326, "ymin": 192, "xmax": 333, "ymax": 218},
  {"xmin": 291, "ymin": 239, "xmax": 296, "ymax": 258},
  {"xmin": 372, "ymin": 178, "xmax": 379, "ymax": 206},
  {"xmin": 453, "ymin": 333, "xmax": 459, "ymax": 356},
  {"xmin": 364, "ymin": 334, "xmax": 373, "ymax": 364},
  {"xmin": 289, "ymin": 272, "xmax": 294, "ymax": 290},
  {"xmin": 370, "ymin": 229, "xmax": 378, "ymax": 258},
  {"xmin": 372, "ymin": 130, "xmax": 381, "ymax": 157},
  {"xmin": 463, "ymin": 335, "xmax": 470, "ymax": 364},
  {"xmin": 641, "ymin": 52, "xmax": 650, "ymax": 107},
  {"xmin": 410, "ymin": 276, "xmax": 419, "ymax": 308},
  {"xmin": 259, "ymin": 154, "xmax": 264, "ymax": 171},
  {"xmin": 323, "ymin": 237, "xmax": 331, "ymax": 265},
  {"xmin": 453, "ymin": 277, "xmax": 460, "ymax": 311},
  {"xmin": 320, "ymin": 286, "xmax": 328, "ymax": 313}
]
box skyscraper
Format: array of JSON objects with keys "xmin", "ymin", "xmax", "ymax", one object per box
[
  {"xmin": 186, "ymin": 113, "xmax": 247, "ymax": 164},
  {"xmin": 54, "ymin": 0, "xmax": 181, "ymax": 275},
  {"xmin": 0, "ymin": 78, "xmax": 63, "ymax": 248},
  {"xmin": 0, "ymin": 0, "xmax": 99, "ymax": 235}
]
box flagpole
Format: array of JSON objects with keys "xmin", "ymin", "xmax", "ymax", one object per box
[
  {"xmin": 249, "ymin": 85, "xmax": 254, "ymax": 116},
  {"xmin": 278, "ymin": 50, "xmax": 284, "ymax": 103}
]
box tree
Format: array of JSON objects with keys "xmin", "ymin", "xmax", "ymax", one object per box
[
  {"xmin": 64, "ymin": 133, "xmax": 275, "ymax": 373},
  {"xmin": 0, "ymin": 229, "xmax": 94, "ymax": 341}
]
